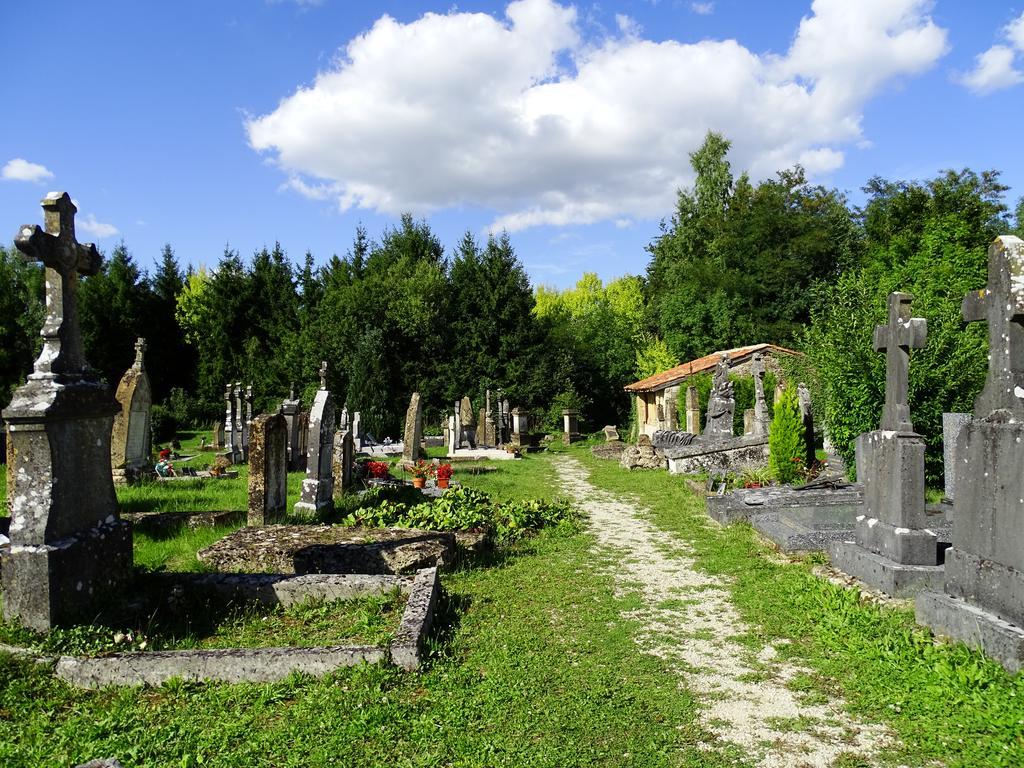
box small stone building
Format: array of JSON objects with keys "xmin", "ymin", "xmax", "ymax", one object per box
[{"xmin": 625, "ymin": 343, "xmax": 800, "ymax": 438}]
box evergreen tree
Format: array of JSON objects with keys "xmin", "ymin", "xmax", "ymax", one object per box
[
  {"xmin": 0, "ymin": 245, "xmax": 44, "ymax": 404},
  {"xmin": 769, "ymin": 385, "xmax": 804, "ymax": 484}
]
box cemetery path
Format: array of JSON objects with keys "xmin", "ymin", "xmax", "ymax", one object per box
[{"xmin": 556, "ymin": 456, "xmax": 898, "ymax": 768}]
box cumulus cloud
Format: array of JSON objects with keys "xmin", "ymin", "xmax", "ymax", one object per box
[
  {"xmin": 956, "ymin": 12, "xmax": 1024, "ymax": 95},
  {"xmin": 2, "ymin": 158, "xmax": 55, "ymax": 183},
  {"xmin": 77, "ymin": 213, "xmax": 119, "ymax": 239},
  {"xmin": 247, "ymin": 0, "xmax": 949, "ymax": 232}
]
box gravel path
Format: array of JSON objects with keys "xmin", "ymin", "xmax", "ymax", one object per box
[{"xmin": 556, "ymin": 456, "xmax": 897, "ymax": 767}]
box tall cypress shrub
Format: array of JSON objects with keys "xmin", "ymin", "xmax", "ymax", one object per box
[{"xmin": 769, "ymin": 384, "xmax": 804, "ymax": 484}]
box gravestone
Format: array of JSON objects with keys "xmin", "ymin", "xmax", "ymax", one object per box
[
  {"xmin": 942, "ymin": 412, "xmax": 971, "ymax": 502},
  {"xmin": 110, "ymin": 337, "xmax": 153, "ymax": 483},
  {"xmin": 562, "ymin": 409, "xmax": 580, "ymax": 445},
  {"xmin": 459, "ymin": 397, "xmax": 476, "ymax": 448},
  {"xmin": 512, "ymin": 408, "xmax": 530, "ymax": 436},
  {"xmin": 829, "ymin": 292, "xmax": 937, "ymax": 597},
  {"xmin": 293, "ymin": 362, "xmax": 335, "ymax": 517},
  {"xmin": 231, "ymin": 382, "xmax": 245, "ymax": 463},
  {"xmin": 2, "ymin": 192, "xmax": 132, "ymax": 630},
  {"xmin": 704, "ymin": 354, "xmax": 735, "ymax": 439},
  {"xmin": 603, "ymin": 425, "xmax": 620, "ymax": 442},
  {"xmin": 352, "ymin": 411, "xmax": 363, "ymax": 451},
  {"xmin": 332, "ymin": 428, "xmax": 354, "ymax": 495},
  {"xmin": 402, "ymin": 392, "xmax": 424, "ymax": 462},
  {"xmin": 798, "ymin": 383, "xmax": 815, "ymax": 467},
  {"xmin": 280, "ymin": 383, "xmax": 304, "ymax": 471},
  {"xmin": 296, "ymin": 410, "xmax": 309, "ymax": 464},
  {"xmin": 685, "ymin": 385, "xmax": 701, "ymax": 435},
  {"xmin": 917, "ymin": 236, "xmax": 1024, "ymax": 671},
  {"xmin": 663, "ymin": 386, "xmax": 680, "ymax": 431},
  {"xmin": 212, "ymin": 420, "xmax": 224, "ymax": 450},
  {"xmin": 247, "ymin": 413, "xmax": 287, "ymax": 526},
  {"xmin": 751, "ymin": 352, "xmax": 770, "ymax": 436},
  {"xmin": 447, "ymin": 413, "xmax": 458, "ymax": 455}
]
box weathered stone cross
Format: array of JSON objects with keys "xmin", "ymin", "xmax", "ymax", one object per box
[
  {"xmin": 15, "ymin": 192, "xmax": 102, "ymax": 378},
  {"xmin": 962, "ymin": 235, "xmax": 1024, "ymax": 420},
  {"xmin": 134, "ymin": 337, "xmax": 147, "ymax": 370},
  {"xmin": 873, "ymin": 292, "xmax": 927, "ymax": 432},
  {"xmin": 319, "ymin": 360, "xmax": 328, "ymax": 389}
]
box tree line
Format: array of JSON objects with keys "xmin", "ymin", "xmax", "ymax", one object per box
[{"xmin": 1, "ymin": 131, "xmax": 1021, "ymax": 482}]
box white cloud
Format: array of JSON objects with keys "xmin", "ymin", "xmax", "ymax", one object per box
[
  {"xmin": 956, "ymin": 12, "xmax": 1024, "ymax": 95},
  {"xmin": 1005, "ymin": 12, "xmax": 1024, "ymax": 52},
  {"xmin": 956, "ymin": 45, "xmax": 1023, "ymax": 94},
  {"xmin": 77, "ymin": 213, "xmax": 119, "ymax": 239},
  {"xmin": 2, "ymin": 158, "xmax": 54, "ymax": 183},
  {"xmin": 691, "ymin": 2, "xmax": 714, "ymax": 15},
  {"xmin": 247, "ymin": 0, "xmax": 949, "ymax": 232}
]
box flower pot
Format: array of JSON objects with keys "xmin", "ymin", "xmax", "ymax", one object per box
[
  {"xmin": 412, "ymin": 477, "xmax": 426, "ymax": 489},
  {"xmin": 437, "ymin": 479, "xmax": 450, "ymax": 489}
]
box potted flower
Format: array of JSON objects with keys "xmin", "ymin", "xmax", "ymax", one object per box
[
  {"xmin": 435, "ymin": 463, "xmax": 453, "ymax": 489},
  {"xmin": 409, "ymin": 460, "xmax": 434, "ymax": 488},
  {"xmin": 366, "ymin": 460, "xmax": 391, "ymax": 480}
]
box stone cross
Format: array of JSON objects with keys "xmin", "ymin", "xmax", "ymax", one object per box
[
  {"xmin": 15, "ymin": 192, "xmax": 102, "ymax": 378},
  {"xmin": 873, "ymin": 292, "xmax": 927, "ymax": 432},
  {"xmin": 319, "ymin": 360, "xmax": 328, "ymax": 389},
  {"xmin": 751, "ymin": 352, "xmax": 769, "ymax": 434},
  {"xmin": 133, "ymin": 337, "xmax": 147, "ymax": 370},
  {"xmin": 962, "ymin": 235, "xmax": 1024, "ymax": 420}
]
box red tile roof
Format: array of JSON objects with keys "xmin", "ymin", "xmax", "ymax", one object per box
[{"xmin": 624, "ymin": 343, "xmax": 802, "ymax": 393}]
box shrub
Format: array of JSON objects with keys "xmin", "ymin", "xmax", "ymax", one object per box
[
  {"xmin": 769, "ymin": 384, "xmax": 805, "ymax": 484},
  {"xmin": 150, "ymin": 404, "xmax": 178, "ymax": 445}
]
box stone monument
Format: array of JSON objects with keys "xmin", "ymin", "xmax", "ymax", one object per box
[
  {"xmin": 332, "ymin": 427, "xmax": 354, "ymax": 494},
  {"xmin": 402, "ymin": 392, "xmax": 425, "ymax": 462},
  {"xmin": 352, "ymin": 410, "xmax": 362, "ymax": 451},
  {"xmin": 459, "ymin": 396, "xmax": 476, "ymax": 448},
  {"xmin": 562, "ymin": 409, "xmax": 581, "ymax": 445},
  {"xmin": 917, "ymin": 236, "xmax": 1024, "ymax": 671},
  {"xmin": 751, "ymin": 352, "xmax": 770, "ymax": 436},
  {"xmin": 293, "ymin": 361, "xmax": 335, "ymax": 517},
  {"xmin": 942, "ymin": 412, "xmax": 971, "ymax": 502},
  {"xmin": 247, "ymin": 412, "xmax": 287, "ymax": 526},
  {"xmin": 2, "ymin": 192, "xmax": 132, "ymax": 630},
  {"xmin": 829, "ymin": 292, "xmax": 936, "ymax": 597},
  {"xmin": 685, "ymin": 385, "xmax": 701, "ymax": 435},
  {"xmin": 704, "ymin": 354, "xmax": 735, "ymax": 439},
  {"xmin": 280, "ymin": 383, "xmax": 305, "ymax": 471},
  {"xmin": 110, "ymin": 337, "xmax": 153, "ymax": 483}
]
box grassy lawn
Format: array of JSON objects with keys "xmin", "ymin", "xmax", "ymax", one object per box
[
  {"xmin": 0, "ymin": 450, "xmax": 733, "ymax": 768},
  {"xmin": 574, "ymin": 446, "xmax": 1024, "ymax": 768}
]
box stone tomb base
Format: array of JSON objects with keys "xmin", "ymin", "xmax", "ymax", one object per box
[
  {"xmin": 2, "ymin": 518, "xmax": 133, "ymax": 631},
  {"xmin": 916, "ymin": 590, "xmax": 1024, "ymax": 673},
  {"xmin": 4, "ymin": 569, "xmax": 441, "ymax": 687},
  {"xmin": 198, "ymin": 525, "xmax": 457, "ymax": 575},
  {"xmin": 706, "ymin": 484, "xmax": 864, "ymax": 526},
  {"xmin": 665, "ymin": 435, "xmax": 769, "ymax": 476},
  {"xmin": 828, "ymin": 541, "xmax": 944, "ymax": 597}
]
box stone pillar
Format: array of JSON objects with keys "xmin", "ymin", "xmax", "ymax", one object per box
[
  {"xmin": 459, "ymin": 396, "xmax": 476, "ymax": 448},
  {"xmin": 685, "ymin": 386, "xmax": 700, "ymax": 436},
  {"xmin": 447, "ymin": 413, "xmax": 458, "ymax": 455},
  {"xmin": 664, "ymin": 386, "xmax": 680, "ymax": 431},
  {"xmin": 797, "ymin": 383, "xmax": 815, "ymax": 467},
  {"xmin": 743, "ymin": 409, "xmax": 755, "ymax": 436},
  {"xmin": 352, "ymin": 411, "xmax": 362, "ymax": 452},
  {"xmin": 293, "ymin": 365, "xmax": 335, "ymax": 517},
  {"xmin": 751, "ymin": 352, "xmax": 770, "ymax": 436},
  {"xmin": 248, "ymin": 413, "xmax": 287, "ymax": 526},
  {"xmin": 402, "ymin": 392, "xmax": 424, "ymax": 462},
  {"xmin": 562, "ymin": 409, "xmax": 580, "ymax": 445},
  {"xmin": 942, "ymin": 412, "xmax": 971, "ymax": 502},
  {"xmin": 2, "ymin": 192, "xmax": 132, "ymax": 630}
]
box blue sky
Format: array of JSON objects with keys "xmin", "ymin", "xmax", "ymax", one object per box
[{"xmin": 2, "ymin": 0, "xmax": 1023, "ymax": 289}]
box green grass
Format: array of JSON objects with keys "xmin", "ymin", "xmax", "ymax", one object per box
[
  {"xmin": 574, "ymin": 445, "xmax": 1024, "ymax": 768},
  {"xmin": 133, "ymin": 523, "xmax": 242, "ymax": 572},
  {"xmin": 0, "ymin": 517, "xmax": 737, "ymax": 767}
]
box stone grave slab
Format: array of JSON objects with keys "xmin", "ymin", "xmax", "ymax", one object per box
[{"xmin": 197, "ymin": 525, "xmax": 455, "ymax": 575}]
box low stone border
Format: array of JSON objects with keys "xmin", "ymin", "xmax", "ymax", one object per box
[
  {"xmin": 0, "ymin": 568, "xmax": 440, "ymax": 687},
  {"xmin": 122, "ymin": 510, "xmax": 245, "ymax": 536}
]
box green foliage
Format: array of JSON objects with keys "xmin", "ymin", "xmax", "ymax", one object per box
[
  {"xmin": 769, "ymin": 385, "xmax": 804, "ymax": 484},
  {"xmin": 150, "ymin": 404, "xmax": 178, "ymax": 445},
  {"xmin": 341, "ymin": 485, "xmax": 575, "ymax": 543},
  {"xmin": 646, "ymin": 132, "xmax": 859, "ymax": 361},
  {"xmin": 801, "ymin": 169, "xmax": 1000, "ymax": 481},
  {"xmin": 0, "ymin": 245, "xmax": 43, "ymax": 404},
  {"xmin": 634, "ymin": 334, "xmax": 678, "ymax": 380}
]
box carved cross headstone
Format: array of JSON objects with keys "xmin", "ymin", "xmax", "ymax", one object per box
[
  {"xmin": 873, "ymin": 292, "xmax": 927, "ymax": 432},
  {"xmin": 319, "ymin": 360, "xmax": 328, "ymax": 389},
  {"xmin": 15, "ymin": 192, "xmax": 101, "ymax": 378},
  {"xmin": 751, "ymin": 352, "xmax": 769, "ymax": 435},
  {"xmin": 134, "ymin": 337, "xmax": 147, "ymax": 370},
  {"xmin": 962, "ymin": 235, "xmax": 1024, "ymax": 420}
]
